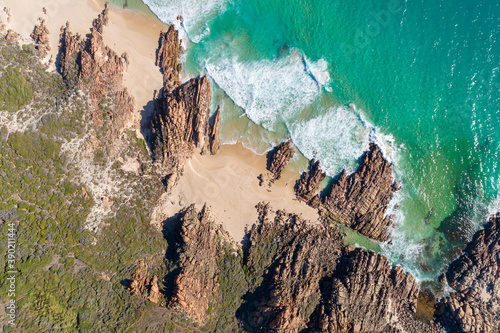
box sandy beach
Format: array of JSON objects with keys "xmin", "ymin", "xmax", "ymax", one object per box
[
  {"xmin": 3, "ymin": 0, "xmax": 167, "ymax": 128},
  {"xmin": 164, "ymin": 143, "xmax": 320, "ymax": 240},
  {"xmin": 2, "ymin": 0, "xmax": 319, "ymax": 241}
]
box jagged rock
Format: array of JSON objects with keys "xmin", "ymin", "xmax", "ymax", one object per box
[
  {"xmin": 149, "ymin": 26, "xmax": 220, "ymax": 187},
  {"xmin": 92, "ymin": 4, "xmax": 109, "ymax": 34},
  {"xmin": 242, "ymin": 203, "xmax": 344, "ymax": 331},
  {"xmin": 321, "ymin": 143, "xmax": 398, "ymax": 241},
  {"xmin": 436, "ymin": 213, "xmax": 500, "ymax": 332},
  {"xmin": 156, "ymin": 26, "xmax": 182, "ymax": 88},
  {"xmin": 129, "ymin": 259, "xmax": 161, "ymax": 304},
  {"xmin": 267, "ymin": 139, "xmax": 295, "ymax": 181},
  {"xmin": 295, "ymin": 143, "xmax": 398, "ymax": 241},
  {"xmin": 167, "ymin": 204, "xmax": 235, "ymax": 324},
  {"xmin": 295, "ymin": 159, "xmax": 326, "ymax": 207},
  {"xmin": 58, "ymin": 8, "xmax": 135, "ymax": 147},
  {"xmin": 31, "ymin": 18, "xmax": 50, "ymax": 57},
  {"xmin": 3, "ymin": 7, "xmax": 11, "ymax": 23},
  {"xmin": 308, "ymin": 248, "xmax": 419, "ymax": 333},
  {"xmin": 208, "ymin": 106, "xmax": 221, "ymax": 155},
  {"xmin": 150, "ymin": 75, "xmax": 211, "ymax": 170},
  {"xmin": 5, "ymin": 29, "xmax": 20, "ymax": 42}
]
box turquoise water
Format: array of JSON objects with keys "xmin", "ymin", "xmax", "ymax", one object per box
[{"xmin": 141, "ymin": 0, "xmax": 500, "ymax": 282}]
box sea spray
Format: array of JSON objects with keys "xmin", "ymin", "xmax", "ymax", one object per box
[
  {"xmin": 142, "ymin": 0, "xmax": 228, "ymax": 42},
  {"xmin": 205, "ymin": 49, "xmax": 322, "ymax": 132}
]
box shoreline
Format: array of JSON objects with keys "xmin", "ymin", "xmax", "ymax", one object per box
[{"xmin": 3, "ymin": 0, "xmax": 319, "ymax": 241}]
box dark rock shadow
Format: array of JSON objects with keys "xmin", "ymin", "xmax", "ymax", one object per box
[{"xmin": 139, "ymin": 98, "xmax": 156, "ymax": 153}]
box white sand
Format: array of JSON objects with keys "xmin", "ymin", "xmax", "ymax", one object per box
[{"xmin": 166, "ymin": 143, "xmax": 320, "ymax": 241}]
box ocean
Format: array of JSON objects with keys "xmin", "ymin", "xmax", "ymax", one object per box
[{"xmin": 116, "ymin": 0, "xmax": 500, "ymax": 284}]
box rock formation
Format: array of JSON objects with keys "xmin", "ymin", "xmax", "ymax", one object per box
[
  {"xmin": 296, "ymin": 143, "xmax": 398, "ymax": 241},
  {"xmin": 308, "ymin": 248, "xmax": 419, "ymax": 333},
  {"xmin": 295, "ymin": 159, "xmax": 326, "ymax": 207},
  {"xmin": 156, "ymin": 26, "xmax": 182, "ymax": 88},
  {"xmin": 237, "ymin": 202, "xmax": 422, "ymax": 332},
  {"xmin": 242, "ymin": 203, "xmax": 344, "ymax": 331},
  {"xmin": 129, "ymin": 259, "xmax": 161, "ymax": 304},
  {"xmin": 267, "ymin": 139, "xmax": 295, "ymax": 181},
  {"xmin": 58, "ymin": 5, "xmax": 134, "ymax": 144},
  {"xmin": 208, "ymin": 106, "xmax": 221, "ymax": 155},
  {"xmin": 5, "ymin": 29, "xmax": 20, "ymax": 42},
  {"xmin": 167, "ymin": 204, "xmax": 235, "ymax": 325},
  {"xmin": 436, "ymin": 213, "xmax": 500, "ymax": 332},
  {"xmin": 149, "ymin": 26, "xmax": 220, "ymax": 191},
  {"xmin": 30, "ymin": 18, "xmax": 50, "ymax": 57}
]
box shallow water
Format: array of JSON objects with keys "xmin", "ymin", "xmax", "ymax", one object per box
[{"xmin": 140, "ymin": 0, "xmax": 500, "ymax": 282}]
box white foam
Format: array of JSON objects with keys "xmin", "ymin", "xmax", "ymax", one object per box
[
  {"xmin": 142, "ymin": 0, "xmax": 227, "ymax": 42},
  {"xmin": 205, "ymin": 49, "xmax": 322, "ymax": 131},
  {"xmin": 303, "ymin": 56, "xmax": 332, "ymax": 91},
  {"xmin": 288, "ymin": 105, "xmax": 371, "ymax": 175}
]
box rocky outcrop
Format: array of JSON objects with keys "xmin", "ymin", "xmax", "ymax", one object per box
[
  {"xmin": 436, "ymin": 213, "xmax": 500, "ymax": 332},
  {"xmin": 5, "ymin": 29, "xmax": 20, "ymax": 42},
  {"xmin": 238, "ymin": 202, "xmax": 422, "ymax": 332},
  {"xmin": 308, "ymin": 248, "xmax": 419, "ymax": 333},
  {"xmin": 58, "ymin": 6, "xmax": 134, "ymax": 144},
  {"xmin": 242, "ymin": 203, "xmax": 344, "ymax": 331},
  {"xmin": 129, "ymin": 259, "xmax": 161, "ymax": 304},
  {"xmin": 149, "ymin": 27, "xmax": 220, "ymax": 190},
  {"xmin": 295, "ymin": 159, "xmax": 326, "ymax": 208},
  {"xmin": 150, "ymin": 76, "xmax": 211, "ymax": 168},
  {"xmin": 31, "ymin": 19, "xmax": 50, "ymax": 57},
  {"xmin": 156, "ymin": 26, "xmax": 182, "ymax": 88},
  {"xmin": 167, "ymin": 205, "xmax": 235, "ymax": 325},
  {"xmin": 296, "ymin": 143, "xmax": 398, "ymax": 241},
  {"xmin": 267, "ymin": 139, "xmax": 295, "ymax": 181},
  {"xmin": 208, "ymin": 106, "xmax": 221, "ymax": 155}
]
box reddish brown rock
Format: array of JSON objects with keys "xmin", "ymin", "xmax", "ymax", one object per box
[
  {"xmin": 168, "ymin": 205, "xmax": 235, "ymax": 325},
  {"xmin": 150, "ymin": 75, "xmax": 211, "ymax": 170},
  {"xmin": 242, "ymin": 203, "xmax": 344, "ymax": 331},
  {"xmin": 156, "ymin": 26, "xmax": 182, "ymax": 88},
  {"xmin": 267, "ymin": 139, "xmax": 295, "ymax": 181},
  {"xmin": 208, "ymin": 106, "xmax": 221, "ymax": 155},
  {"xmin": 436, "ymin": 213, "xmax": 500, "ymax": 332},
  {"xmin": 149, "ymin": 27, "xmax": 220, "ymax": 190},
  {"xmin": 5, "ymin": 29, "xmax": 20, "ymax": 42},
  {"xmin": 320, "ymin": 143, "xmax": 398, "ymax": 241},
  {"xmin": 308, "ymin": 248, "xmax": 419, "ymax": 333},
  {"xmin": 295, "ymin": 159, "xmax": 326, "ymax": 208},
  {"xmin": 129, "ymin": 259, "xmax": 161, "ymax": 304},
  {"xmin": 92, "ymin": 4, "xmax": 109, "ymax": 34},
  {"xmin": 31, "ymin": 18, "xmax": 50, "ymax": 57},
  {"xmin": 295, "ymin": 143, "xmax": 398, "ymax": 241},
  {"xmin": 58, "ymin": 8, "xmax": 134, "ymax": 146}
]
